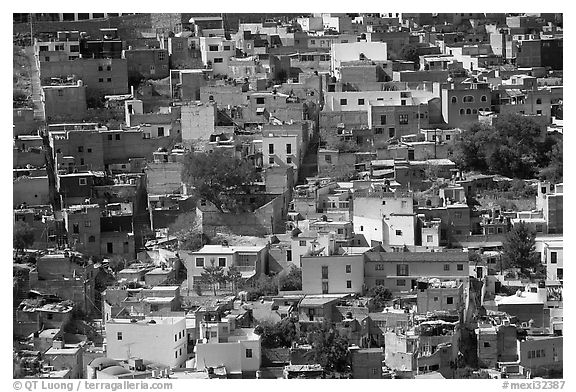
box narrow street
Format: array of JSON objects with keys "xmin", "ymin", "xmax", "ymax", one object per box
[{"xmin": 25, "ymin": 46, "xmax": 45, "ymax": 122}]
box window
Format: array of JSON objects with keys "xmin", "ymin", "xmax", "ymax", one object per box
[
  {"xmin": 445, "ymin": 135, "xmax": 451, "ymax": 141},
  {"xmin": 108, "ymin": 134, "xmax": 113, "ymax": 141},
  {"xmin": 484, "ymin": 342, "xmax": 490, "ymax": 348},
  {"xmin": 209, "ymin": 45, "xmax": 219, "ymax": 51},
  {"xmin": 380, "ymin": 115, "xmax": 387, "ymax": 125},
  {"xmin": 117, "ymin": 332, "xmax": 123, "ymax": 340},
  {"xmin": 286, "ymin": 144, "xmax": 292, "ymax": 154},
  {"xmin": 395, "ymin": 230, "xmax": 402, "ymax": 236},
  {"xmin": 457, "ymin": 264, "xmax": 464, "ymax": 271},
  {"xmin": 196, "ymin": 257, "xmax": 204, "ymax": 267},
  {"xmin": 88, "ymin": 235, "xmax": 96, "ymax": 243},
  {"xmin": 463, "ymin": 95, "xmax": 474, "ymax": 103},
  {"xmin": 444, "ymin": 264, "xmax": 450, "ymax": 271},
  {"xmin": 158, "ymin": 51, "xmax": 165, "ymax": 61},
  {"xmin": 536, "ymin": 110, "xmax": 542, "ymax": 115},
  {"xmin": 175, "ymin": 351, "xmax": 178, "ymax": 359},
  {"xmin": 287, "ymin": 250, "xmax": 292, "ymax": 261},
  {"xmin": 256, "ymin": 97, "xmax": 265, "ymax": 104},
  {"xmin": 87, "ymin": 148, "xmax": 92, "ymax": 153},
  {"xmin": 427, "ymin": 235, "xmax": 433, "ymax": 242},
  {"xmin": 536, "ymin": 98, "xmax": 542, "ymax": 105},
  {"xmin": 447, "ymin": 297, "xmax": 454, "ymax": 305},
  {"xmin": 115, "ymin": 134, "xmax": 121, "ymax": 140},
  {"xmin": 346, "ymin": 265, "xmax": 351, "ymax": 273},
  {"xmin": 246, "ymin": 349, "xmax": 253, "ymax": 358},
  {"xmin": 98, "ymin": 65, "xmax": 103, "ymax": 71},
  {"xmin": 340, "ymin": 98, "xmax": 347, "ymax": 106},
  {"xmin": 550, "ymin": 252, "xmax": 557, "ymax": 263},
  {"xmin": 269, "ymin": 144, "xmax": 274, "ymax": 155},
  {"xmin": 397, "ymin": 279, "xmax": 406, "ymax": 286},
  {"xmin": 217, "ymin": 257, "xmax": 226, "ymax": 267},
  {"xmin": 157, "ymin": 127, "xmax": 165, "ymax": 137},
  {"xmin": 268, "ymin": 157, "xmax": 274, "ymax": 164},
  {"xmin": 106, "ymin": 77, "xmax": 112, "ymax": 83},
  {"xmin": 107, "ymin": 243, "xmax": 113, "ymax": 253},
  {"xmin": 286, "ymin": 157, "xmax": 292, "ymax": 164},
  {"xmin": 98, "ymin": 78, "xmax": 104, "ymax": 83},
  {"xmin": 79, "ymin": 178, "xmax": 87, "ymax": 186},
  {"xmin": 434, "ymin": 297, "xmax": 439, "ymax": 301},
  {"xmin": 72, "ymin": 223, "xmax": 79, "ymax": 234},
  {"xmin": 451, "ymin": 97, "xmax": 457, "ymax": 104},
  {"xmin": 223, "ymin": 45, "xmax": 231, "ymax": 51},
  {"xmin": 388, "ymin": 128, "xmax": 395, "ymax": 138},
  {"xmin": 481, "ymin": 95, "xmax": 487, "ymax": 102},
  {"xmin": 397, "ymin": 264, "xmax": 409, "ymax": 276},
  {"xmin": 459, "ymin": 109, "xmax": 465, "ymax": 115},
  {"xmin": 299, "ymin": 240, "xmax": 306, "ymax": 246},
  {"xmin": 322, "ymin": 281, "xmax": 329, "ymax": 294},
  {"xmin": 84, "ymin": 220, "xmax": 91, "ymax": 227},
  {"xmin": 346, "ymin": 280, "xmax": 352, "ymax": 289},
  {"xmin": 325, "ymin": 155, "xmax": 332, "ymax": 163},
  {"xmin": 321, "ymin": 266, "xmax": 328, "ymax": 279},
  {"xmin": 360, "ymin": 225, "xmax": 364, "ymax": 231},
  {"xmin": 106, "ymin": 65, "xmax": 111, "ymax": 71},
  {"xmin": 401, "ymin": 99, "xmax": 406, "ymax": 106},
  {"xmin": 399, "ymin": 114, "xmax": 409, "ymax": 125},
  {"xmin": 466, "ymin": 108, "xmax": 472, "ymax": 114},
  {"xmin": 358, "ymin": 98, "xmax": 365, "ymax": 105},
  {"xmin": 213, "ymin": 57, "xmax": 223, "ymax": 63}
]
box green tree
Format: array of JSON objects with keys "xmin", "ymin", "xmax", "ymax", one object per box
[
  {"xmin": 254, "ymin": 318, "xmax": 298, "ymax": 348},
  {"xmin": 201, "ymin": 260, "xmax": 226, "ymax": 296},
  {"xmin": 182, "ymin": 150, "xmax": 259, "ymax": 212},
  {"xmin": 247, "ymin": 274, "xmax": 279, "ymax": 300},
  {"xmin": 13, "ymin": 222, "xmax": 35, "ymax": 255},
  {"xmin": 368, "ymin": 286, "xmax": 393, "ymax": 310},
  {"xmin": 305, "ymin": 321, "xmax": 350, "ymax": 373},
  {"xmin": 399, "ymin": 44, "xmax": 420, "ymax": 68},
  {"xmin": 502, "ymin": 221, "xmax": 539, "ymax": 276},
  {"xmin": 225, "ymin": 265, "xmax": 245, "ymax": 294},
  {"xmin": 279, "ymin": 268, "xmax": 302, "ymax": 291},
  {"xmin": 168, "ymin": 212, "xmax": 208, "ymax": 251}
]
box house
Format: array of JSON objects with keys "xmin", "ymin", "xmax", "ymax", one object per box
[
  {"xmin": 42, "ymin": 80, "xmax": 87, "ymax": 122},
  {"xmin": 184, "ymin": 244, "xmax": 268, "ymax": 291},
  {"xmin": 349, "ymin": 347, "xmax": 384, "ymax": 379},
  {"xmin": 331, "ymin": 42, "xmax": 388, "ymax": 80},
  {"xmin": 123, "ymin": 48, "xmax": 170, "ymax": 80},
  {"xmin": 365, "ymin": 251, "xmax": 469, "ymax": 293},
  {"xmin": 105, "ymin": 316, "xmax": 188, "ymax": 368},
  {"xmin": 301, "ymin": 253, "xmax": 364, "ymax": 295},
  {"xmin": 199, "ymin": 37, "xmax": 236, "ymax": 75},
  {"xmin": 518, "ymin": 335, "xmax": 562, "ymax": 377},
  {"xmin": 441, "ymin": 80, "xmax": 492, "ymax": 128},
  {"xmin": 194, "ymin": 322, "xmax": 261, "ymax": 377}
]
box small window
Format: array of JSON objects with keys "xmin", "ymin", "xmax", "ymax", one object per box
[
  {"xmin": 457, "ymin": 264, "xmax": 464, "ymax": 271},
  {"xmin": 380, "ymin": 115, "xmax": 387, "ymax": 125},
  {"xmin": 213, "ymin": 58, "xmax": 223, "ymax": 63},
  {"xmin": 484, "ymin": 342, "xmax": 490, "ymax": 348},
  {"xmin": 399, "ymin": 114, "xmax": 409, "ymax": 125},
  {"xmin": 115, "ymin": 134, "xmax": 121, "ymax": 140},
  {"xmin": 72, "ymin": 223, "xmax": 79, "ymax": 234},
  {"xmin": 459, "ymin": 109, "xmax": 465, "ymax": 115},
  {"xmin": 84, "ymin": 220, "xmax": 91, "ymax": 227},
  {"xmin": 396, "ymin": 230, "xmax": 402, "ymax": 236},
  {"xmin": 346, "ymin": 265, "xmax": 351, "ymax": 273},
  {"xmin": 536, "ymin": 98, "xmax": 542, "ymax": 105},
  {"xmin": 88, "ymin": 235, "xmax": 96, "ymax": 243},
  {"xmin": 360, "ymin": 226, "xmax": 364, "ymax": 231},
  {"xmin": 98, "ymin": 78, "xmax": 104, "ymax": 83},
  {"xmin": 451, "ymin": 97, "xmax": 457, "ymax": 104},
  {"xmin": 427, "ymin": 235, "xmax": 433, "ymax": 242},
  {"xmin": 396, "ymin": 279, "xmax": 406, "ymax": 286},
  {"xmin": 358, "ymin": 98, "xmax": 365, "ymax": 105},
  {"xmin": 388, "ymin": 128, "xmax": 395, "ymax": 138},
  {"xmin": 117, "ymin": 332, "xmax": 123, "ymax": 340},
  {"xmin": 286, "ymin": 144, "xmax": 292, "ymax": 154},
  {"xmin": 481, "ymin": 95, "xmax": 487, "ymax": 102},
  {"xmin": 444, "ymin": 264, "xmax": 450, "ymax": 271},
  {"xmin": 196, "ymin": 257, "xmax": 204, "ymax": 267},
  {"xmin": 246, "ymin": 349, "xmax": 253, "ymax": 358},
  {"xmin": 107, "ymin": 78, "xmax": 112, "ymax": 83},
  {"xmin": 106, "ymin": 65, "xmax": 111, "ymax": 71},
  {"xmin": 447, "ymin": 297, "xmax": 454, "ymax": 305},
  {"xmin": 321, "ymin": 266, "xmax": 328, "ymax": 279},
  {"xmin": 256, "ymin": 97, "xmax": 265, "ymax": 105},
  {"xmin": 346, "ymin": 280, "xmax": 352, "ymax": 289},
  {"xmin": 79, "ymin": 178, "xmax": 87, "ymax": 186},
  {"xmin": 287, "ymin": 250, "xmax": 292, "ymax": 261},
  {"xmin": 299, "ymin": 240, "xmax": 306, "ymax": 246},
  {"xmin": 157, "ymin": 127, "xmax": 165, "ymax": 137},
  {"xmin": 87, "ymin": 148, "xmax": 92, "ymax": 153},
  {"xmin": 325, "ymin": 155, "xmax": 332, "ymax": 163},
  {"xmin": 340, "ymin": 98, "xmax": 347, "ymax": 106},
  {"xmin": 268, "ymin": 157, "xmax": 275, "ymax": 164},
  {"xmin": 98, "ymin": 65, "xmax": 103, "ymax": 71},
  {"xmin": 108, "ymin": 134, "xmax": 113, "ymax": 141},
  {"xmin": 550, "ymin": 252, "xmax": 557, "ymax": 264},
  {"xmin": 158, "ymin": 51, "xmax": 166, "ymax": 61},
  {"xmin": 286, "ymin": 157, "xmax": 292, "ymax": 164},
  {"xmin": 218, "ymin": 257, "xmax": 226, "ymax": 267},
  {"xmin": 78, "ymin": 146, "xmax": 84, "ymax": 153}
]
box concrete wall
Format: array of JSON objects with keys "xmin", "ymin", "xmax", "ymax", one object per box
[
  {"xmin": 301, "ymin": 254, "xmax": 364, "ymax": 294},
  {"xmin": 13, "ymin": 176, "xmax": 50, "ymax": 207}
]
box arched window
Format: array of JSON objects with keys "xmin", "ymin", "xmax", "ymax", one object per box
[
  {"xmin": 481, "ymin": 95, "xmax": 487, "ymax": 102},
  {"xmin": 472, "ymin": 109, "xmax": 478, "ymax": 114},
  {"xmin": 536, "ymin": 98, "xmax": 542, "ymax": 104},
  {"xmin": 459, "ymin": 109, "xmax": 465, "ymax": 115},
  {"xmin": 88, "ymin": 235, "xmax": 96, "ymax": 243},
  {"xmin": 463, "ymin": 95, "xmax": 475, "ymax": 103},
  {"xmin": 466, "ymin": 108, "xmax": 472, "ymax": 114},
  {"xmin": 451, "ymin": 96, "xmax": 457, "ymax": 104}
]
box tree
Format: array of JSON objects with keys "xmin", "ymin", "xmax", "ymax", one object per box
[
  {"xmin": 368, "ymin": 286, "xmax": 393, "ymax": 310},
  {"xmin": 254, "ymin": 318, "xmax": 297, "ymax": 348},
  {"xmin": 246, "ymin": 274, "xmax": 279, "ymax": 300},
  {"xmin": 305, "ymin": 321, "xmax": 350, "ymax": 373},
  {"xmin": 279, "ymin": 268, "xmax": 302, "ymax": 291},
  {"xmin": 399, "ymin": 44, "xmax": 420, "ymax": 68},
  {"xmin": 201, "ymin": 261, "xmax": 226, "ymax": 296},
  {"xmin": 108, "ymin": 255, "xmax": 127, "ymax": 273},
  {"xmin": 13, "ymin": 222, "xmax": 34, "ymax": 255},
  {"xmin": 182, "ymin": 150, "xmax": 259, "ymax": 212},
  {"xmin": 502, "ymin": 221, "xmax": 539, "ymax": 276},
  {"xmin": 225, "ymin": 265, "xmax": 245, "ymax": 294}
]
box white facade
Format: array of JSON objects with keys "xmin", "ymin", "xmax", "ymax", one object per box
[
  {"xmin": 105, "ymin": 317, "xmax": 187, "ymax": 368},
  {"xmin": 330, "ymin": 42, "xmax": 387, "ymax": 80},
  {"xmin": 181, "ymin": 103, "xmax": 216, "ymax": 142},
  {"xmin": 194, "ymin": 328, "xmax": 261, "ymax": 374},
  {"xmin": 262, "ymin": 134, "xmax": 300, "ymax": 174},
  {"xmin": 324, "ymin": 90, "xmax": 437, "ymax": 112},
  {"xmin": 199, "ymin": 37, "xmax": 236, "ymax": 75},
  {"xmin": 301, "ymin": 254, "xmax": 365, "ymax": 294}
]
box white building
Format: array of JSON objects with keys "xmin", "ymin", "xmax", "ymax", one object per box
[
  {"xmin": 330, "ymin": 42, "xmax": 387, "ymax": 80},
  {"xmin": 105, "ymin": 316, "xmax": 187, "ymax": 368},
  {"xmin": 199, "ymin": 37, "xmax": 236, "ymax": 75}
]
